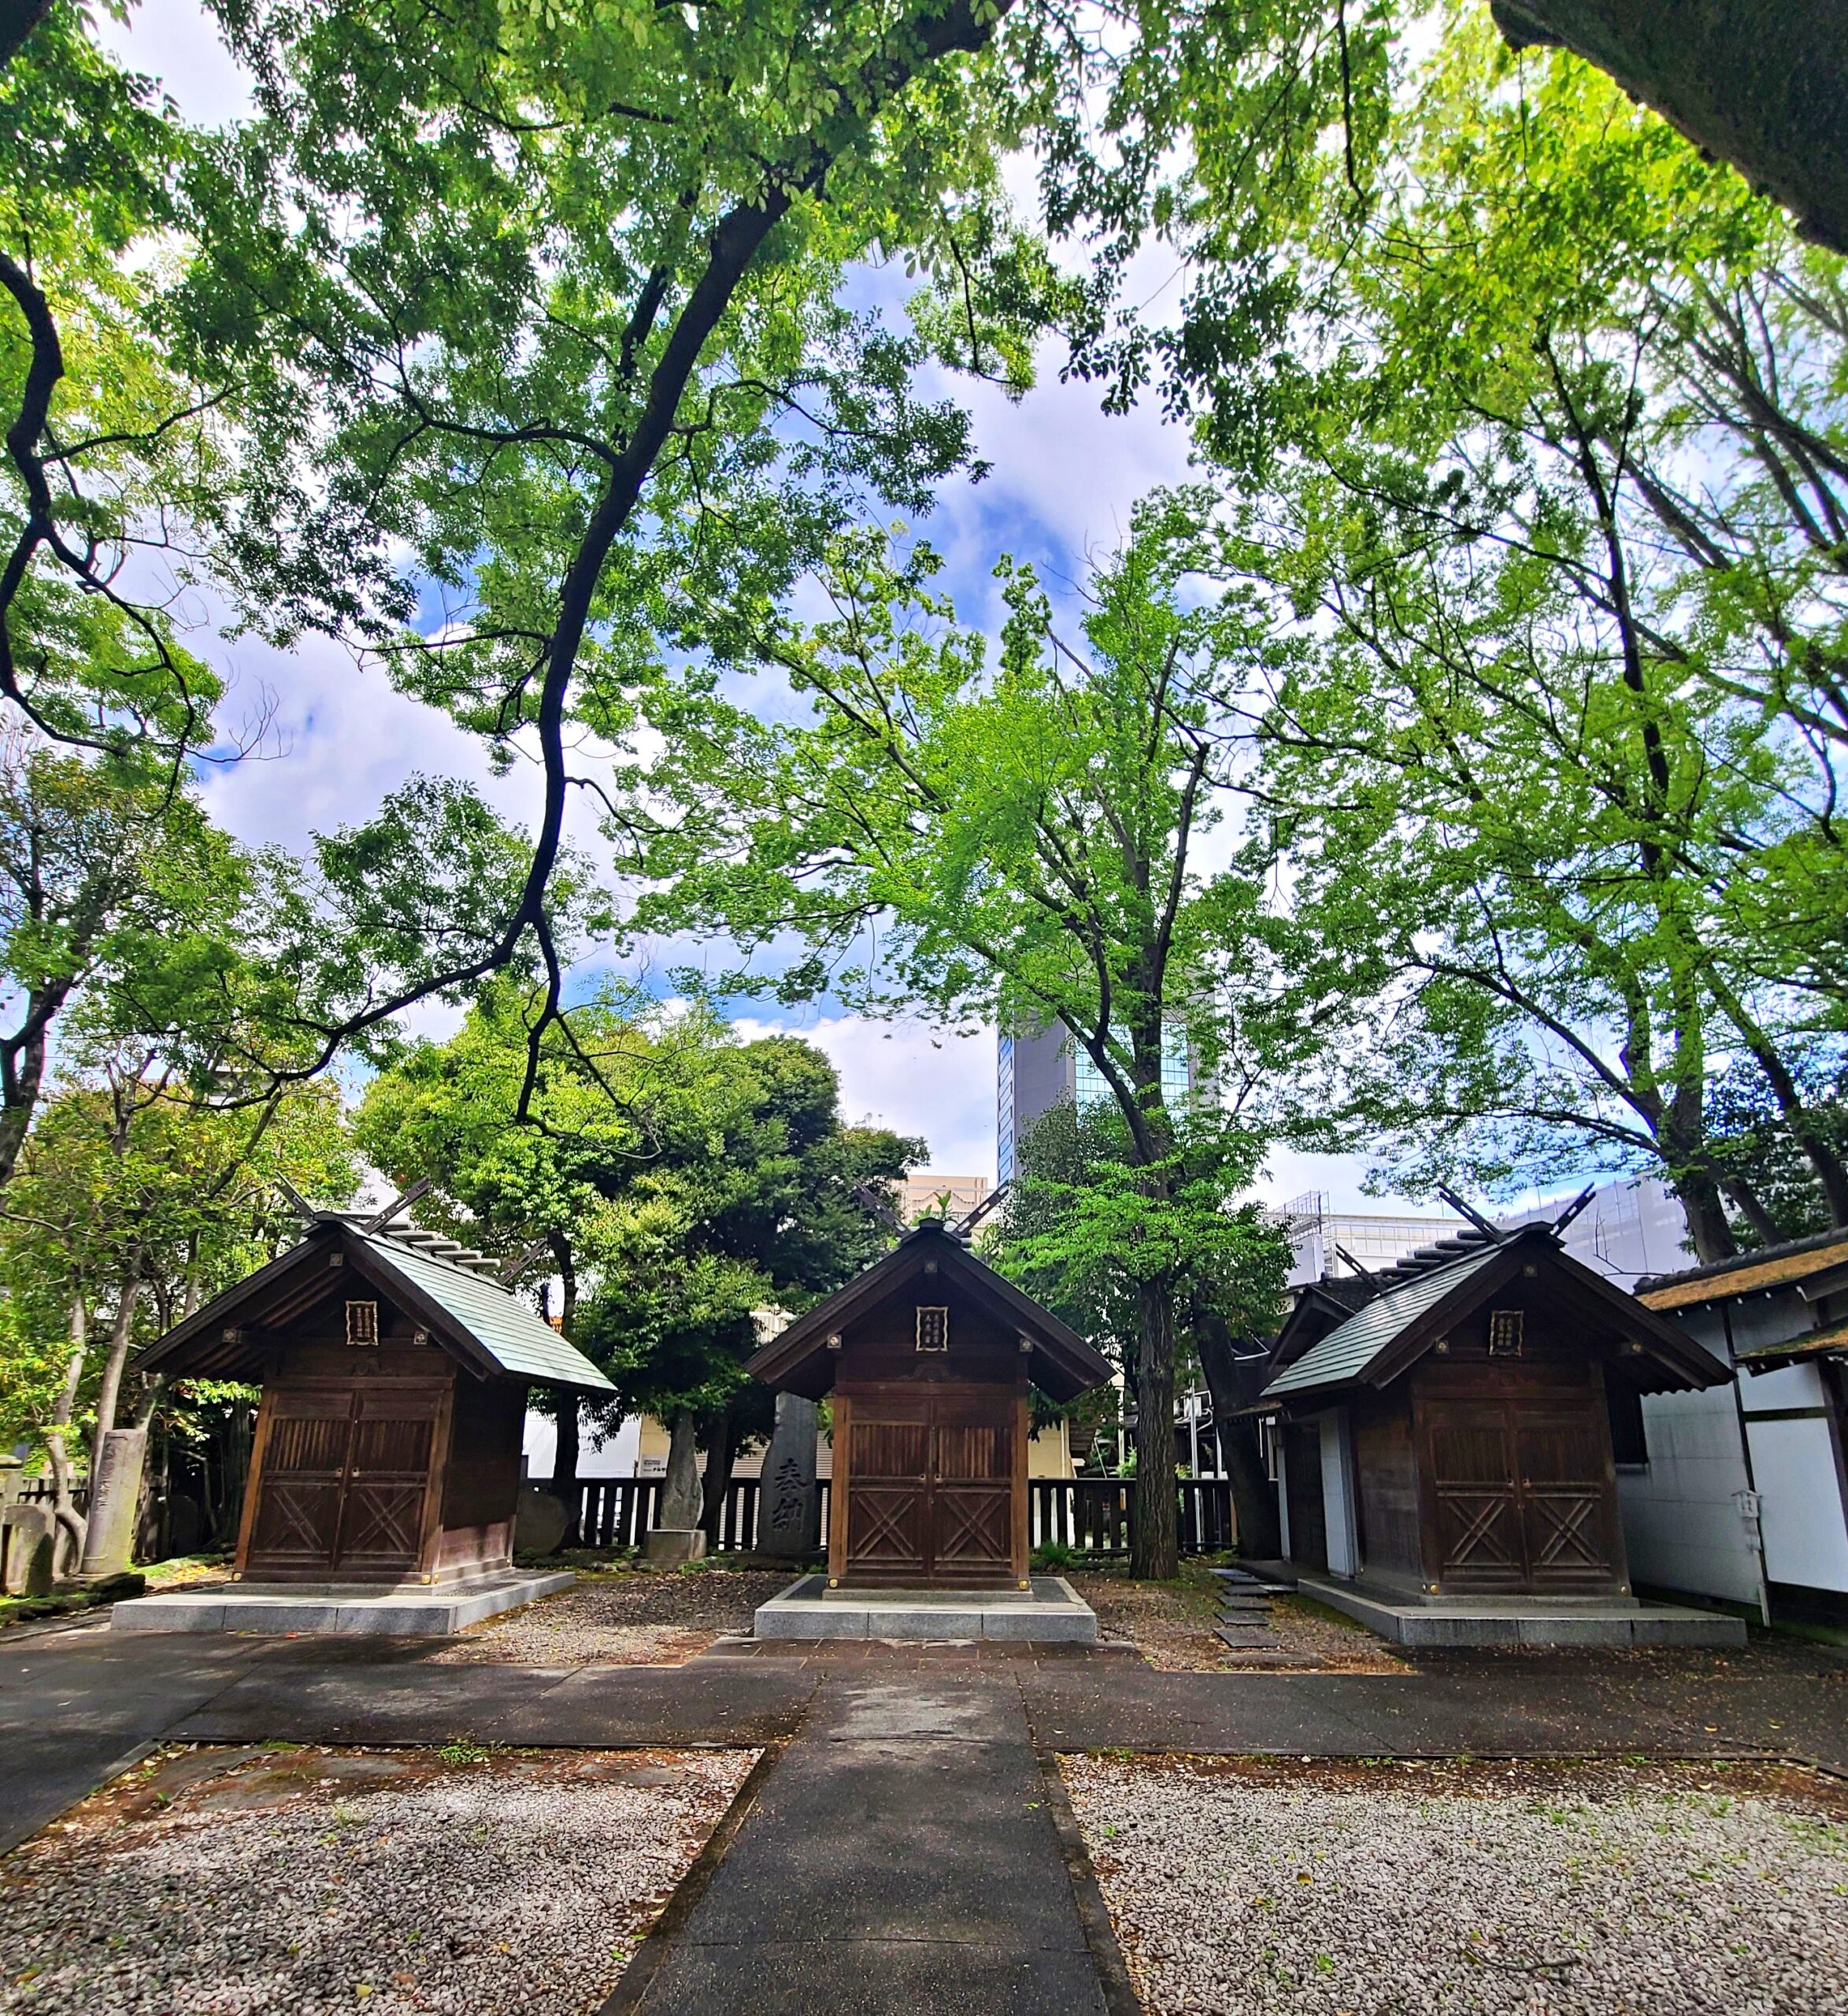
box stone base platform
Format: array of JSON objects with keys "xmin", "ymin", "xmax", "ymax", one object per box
[
  {"xmin": 1297, "ymin": 1574, "xmax": 1747, "ymax": 1648},
  {"xmin": 754, "ymin": 1573, "xmax": 1097, "ymax": 1643},
  {"xmin": 110, "ymin": 1569, "xmax": 576, "ymax": 1637}
]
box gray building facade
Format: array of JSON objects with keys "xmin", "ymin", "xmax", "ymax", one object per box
[{"xmin": 998, "ymin": 1021, "xmax": 1192, "ymax": 1183}]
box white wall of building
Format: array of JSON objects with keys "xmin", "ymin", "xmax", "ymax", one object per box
[{"xmin": 521, "ymin": 1410, "xmax": 640, "ymax": 1481}]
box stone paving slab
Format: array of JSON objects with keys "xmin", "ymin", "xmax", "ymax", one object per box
[
  {"xmin": 169, "ymin": 1658, "xmax": 818, "ymax": 1748},
  {"xmin": 625, "ymin": 1936, "xmax": 1109, "ymax": 2016},
  {"xmin": 618, "ymin": 1677, "xmax": 1108, "ymax": 2016}
]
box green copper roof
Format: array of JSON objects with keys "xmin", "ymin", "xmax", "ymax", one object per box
[
  {"xmin": 1262, "ymin": 1243, "xmax": 1505, "ymax": 1399},
  {"xmin": 356, "ymin": 1231, "xmax": 615, "ymax": 1394}
]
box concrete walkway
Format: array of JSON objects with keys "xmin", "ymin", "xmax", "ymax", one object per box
[{"xmin": 613, "ymin": 1678, "xmax": 1115, "ymax": 2016}]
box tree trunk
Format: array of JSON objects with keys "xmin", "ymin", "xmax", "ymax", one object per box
[
  {"xmin": 1193, "ymin": 1314, "xmax": 1280, "ymax": 1558},
  {"xmin": 546, "ymin": 1235, "xmax": 582, "ymax": 1534},
  {"xmin": 1131, "ymin": 1276, "xmax": 1179, "ymax": 1581},
  {"xmin": 1671, "ymin": 1167, "xmax": 1739, "ymax": 1264},
  {"xmin": 1490, "ymin": 0, "xmax": 1848, "ymax": 256},
  {"xmin": 44, "ymin": 1295, "xmax": 88, "ymax": 1579},
  {"xmin": 87, "ymin": 1249, "xmax": 143, "ymax": 1477},
  {"xmin": 698, "ymin": 1404, "xmax": 735, "ymax": 1547},
  {"xmin": 551, "ymin": 1398, "xmax": 581, "ymax": 1493}
]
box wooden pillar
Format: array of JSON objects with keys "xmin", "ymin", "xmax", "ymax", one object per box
[
  {"xmin": 1013, "ymin": 1349, "xmax": 1031, "ymax": 1588},
  {"xmin": 827, "ymin": 1392, "xmax": 851, "ymax": 1587}
]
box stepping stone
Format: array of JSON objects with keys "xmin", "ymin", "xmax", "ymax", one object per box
[{"xmin": 1216, "ymin": 1625, "xmax": 1281, "ymax": 1650}]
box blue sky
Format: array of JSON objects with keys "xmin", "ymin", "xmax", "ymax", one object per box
[{"xmin": 99, "ymin": 0, "xmax": 1454, "ymax": 1217}]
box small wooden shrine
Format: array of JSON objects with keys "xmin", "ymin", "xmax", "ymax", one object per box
[
  {"xmin": 748, "ymin": 1219, "xmax": 1112, "ymax": 1589},
  {"xmin": 138, "ymin": 1212, "xmax": 613, "ymax": 1584},
  {"xmin": 1257, "ymin": 1223, "xmax": 1726, "ymax": 1597}
]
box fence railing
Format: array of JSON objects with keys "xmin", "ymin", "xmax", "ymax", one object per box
[
  {"xmin": 1029, "ymin": 1478, "xmax": 1235, "ymax": 1557},
  {"xmin": 567, "ymin": 1474, "xmax": 1232, "ymax": 1558},
  {"xmin": 13, "ymin": 1480, "xmax": 89, "ymax": 1512}
]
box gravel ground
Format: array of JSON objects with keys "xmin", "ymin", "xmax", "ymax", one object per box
[
  {"xmin": 1070, "ymin": 1569, "xmax": 1405, "ymax": 1673},
  {"xmin": 1062, "ymin": 1753, "xmax": 1848, "ymax": 2015},
  {"xmin": 430, "ymin": 1566, "xmax": 794, "ymax": 1665},
  {"xmin": 1, "ymin": 1744, "xmax": 756, "ymax": 2015}
]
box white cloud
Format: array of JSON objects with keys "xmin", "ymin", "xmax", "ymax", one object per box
[
  {"xmin": 733, "ymin": 1013, "xmax": 998, "ymax": 1181},
  {"xmin": 97, "ymin": 0, "xmax": 254, "ymax": 126}
]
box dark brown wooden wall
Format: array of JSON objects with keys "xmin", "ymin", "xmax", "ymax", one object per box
[{"xmin": 1350, "ymin": 1388, "xmax": 1422, "ymax": 1583}]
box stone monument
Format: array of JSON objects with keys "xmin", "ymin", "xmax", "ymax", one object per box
[
  {"xmin": 758, "ymin": 1392, "xmax": 820, "ymax": 1558},
  {"xmin": 646, "ymin": 1411, "xmax": 707, "ymax": 1566},
  {"xmin": 76, "ymin": 1427, "xmax": 146, "ymax": 1581}
]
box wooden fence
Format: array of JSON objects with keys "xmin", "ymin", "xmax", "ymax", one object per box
[{"xmin": 569, "ymin": 1474, "xmax": 1233, "ymax": 1557}]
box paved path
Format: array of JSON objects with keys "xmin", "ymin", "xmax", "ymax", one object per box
[{"xmin": 614, "ymin": 1677, "xmax": 1115, "ymax": 2016}]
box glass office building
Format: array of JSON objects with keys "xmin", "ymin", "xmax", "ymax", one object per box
[{"xmin": 998, "ymin": 1021, "xmax": 1194, "ymax": 1184}]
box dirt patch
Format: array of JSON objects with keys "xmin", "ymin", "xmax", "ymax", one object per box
[
  {"xmin": 1065, "ymin": 1751, "xmax": 1848, "ymax": 2015},
  {"xmin": 430, "ymin": 1566, "xmax": 794, "ymax": 1665},
  {"xmin": 1, "ymin": 1742, "xmax": 757, "ymax": 2014},
  {"xmin": 1070, "ymin": 1566, "xmax": 1406, "ymax": 1672}
]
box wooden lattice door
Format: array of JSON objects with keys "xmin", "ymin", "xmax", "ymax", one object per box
[
  {"xmin": 1423, "ymin": 1398, "xmax": 1620, "ymax": 1593},
  {"xmin": 842, "ymin": 1390, "xmax": 1018, "ymax": 1585},
  {"xmin": 931, "ymin": 1413, "xmax": 1012, "ymax": 1581},
  {"xmin": 1424, "ymin": 1403, "xmax": 1524, "ymax": 1589},
  {"xmin": 843, "ymin": 1414, "xmax": 931, "ymax": 1581},
  {"xmin": 1513, "ymin": 1410, "xmax": 1617, "ymax": 1590},
  {"xmin": 246, "ymin": 1389, "xmax": 350, "ymax": 1574},
  {"xmin": 244, "ymin": 1384, "xmax": 443, "ymax": 1579}
]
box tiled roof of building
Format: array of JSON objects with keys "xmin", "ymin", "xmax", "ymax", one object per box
[
  {"xmin": 352, "ymin": 1227, "xmax": 613, "ymax": 1392},
  {"xmin": 1636, "ymin": 1228, "xmax": 1848, "ymax": 1310},
  {"xmin": 1263, "ymin": 1242, "xmax": 1507, "ymax": 1399}
]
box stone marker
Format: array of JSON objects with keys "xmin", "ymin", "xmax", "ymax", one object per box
[
  {"xmin": 76, "ymin": 1427, "xmax": 146, "ymax": 1581},
  {"xmin": 758, "ymin": 1392, "xmax": 820, "ymax": 1558},
  {"xmin": 2, "ymin": 1503, "xmax": 54, "ymax": 1597},
  {"xmin": 647, "ymin": 1412, "xmax": 707, "ymax": 1565},
  {"xmin": 514, "ymin": 1484, "xmax": 571, "ymax": 1556}
]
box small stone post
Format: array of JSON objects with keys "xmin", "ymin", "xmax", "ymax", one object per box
[
  {"xmin": 646, "ymin": 1411, "xmax": 707, "ymax": 1566},
  {"xmin": 758, "ymin": 1393, "xmax": 820, "ymax": 1558}
]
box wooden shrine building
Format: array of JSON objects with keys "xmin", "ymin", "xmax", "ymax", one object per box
[
  {"xmin": 1255, "ymin": 1222, "xmax": 1728, "ymax": 1598},
  {"xmin": 749, "ymin": 1219, "xmax": 1112, "ymax": 1588},
  {"xmin": 138, "ymin": 1212, "xmax": 613, "ymax": 1584}
]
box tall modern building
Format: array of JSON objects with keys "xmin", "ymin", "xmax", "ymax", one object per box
[{"xmin": 998, "ymin": 1021, "xmax": 1192, "ymax": 1183}]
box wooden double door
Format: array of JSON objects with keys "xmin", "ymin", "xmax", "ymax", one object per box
[
  {"xmin": 242, "ymin": 1383, "xmax": 446, "ymax": 1580},
  {"xmin": 839, "ymin": 1387, "xmax": 1020, "ymax": 1586},
  {"xmin": 1420, "ymin": 1395, "xmax": 1624, "ymax": 1594}
]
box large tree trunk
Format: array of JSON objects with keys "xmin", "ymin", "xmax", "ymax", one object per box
[
  {"xmin": 1491, "ymin": 0, "xmax": 1848, "ymax": 256},
  {"xmin": 1194, "ymin": 1314, "xmax": 1280, "ymax": 1558},
  {"xmin": 1131, "ymin": 1276, "xmax": 1180, "ymax": 1581},
  {"xmin": 546, "ymin": 1235, "xmax": 582, "ymax": 1533},
  {"xmin": 1671, "ymin": 1166, "xmax": 1739, "ymax": 1265}
]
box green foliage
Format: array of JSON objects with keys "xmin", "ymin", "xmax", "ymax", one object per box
[
  {"xmin": 622, "ymin": 501, "xmax": 1296, "ymax": 1572},
  {"xmin": 0, "ymin": 4, "xmax": 235, "ymax": 755},
  {"xmin": 1199, "ymin": 20, "xmax": 1848, "ymax": 1254},
  {"xmin": 989, "ymin": 1097, "xmax": 1287, "ymax": 1388},
  {"xmin": 357, "ymin": 985, "xmax": 919, "ymax": 1433},
  {"xmin": 0, "ymin": 1067, "xmax": 357, "ymax": 1459}
]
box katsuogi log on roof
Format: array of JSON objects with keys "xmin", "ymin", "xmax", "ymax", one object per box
[{"xmin": 139, "ymin": 1213, "xmax": 612, "ymax": 1585}]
